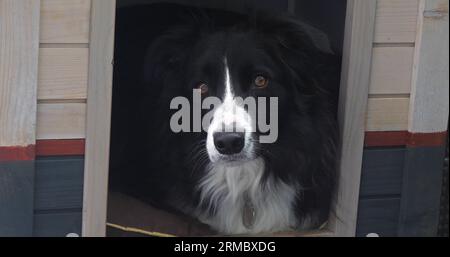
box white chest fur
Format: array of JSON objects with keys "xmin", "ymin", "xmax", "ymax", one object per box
[{"xmin": 196, "ymin": 158, "xmax": 299, "ymax": 234}]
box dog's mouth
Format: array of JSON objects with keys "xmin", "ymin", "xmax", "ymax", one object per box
[{"xmin": 213, "ymin": 153, "xmax": 258, "ymax": 166}]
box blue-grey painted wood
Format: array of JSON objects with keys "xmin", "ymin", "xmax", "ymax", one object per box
[
  {"xmin": 356, "ymin": 197, "xmax": 400, "ymax": 237},
  {"xmin": 398, "ymin": 146, "xmax": 446, "ymax": 236},
  {"xmin": 360, "ymin": 148, "xmax": 405, "ymax": 197},
  {"xmin": 34, "ymin": 156, "xmax": 84, "ymax": 211},
  {"xmin": 33, "ymin": 211, "xmax": 82, "ymax": 237},
  {"xmin": 0, "ymin": 161, "xmax": 34, "ymax": 236}
]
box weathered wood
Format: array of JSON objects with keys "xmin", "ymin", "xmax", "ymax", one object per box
[
  {"xmin": 34, "ymin": 211, "xmax": 82, "ymax": 237},
  {"xmin": 0, "ymin": 161, "xmax": 35, "ymax": 236},
  {"xmin": 398, "ymin": 146, "xmax": 446, "ymax": 236},
  {"xmin": 408, "ymin": 0, "xmax": 449, "ymax": 133},
  {"xmin": 0, "ymin": 0, "xmax": 40, "ymax": 147},
  {"xmin": 369, "ymin": 46, "xmax": 414, "ymax": 95},
  {"xmin": 329, "ymin": 0, "xmax": 377, "ymax": 236},
  {"xmin": 374, "ymin": 0, "xmax": 420, "ymax": 43},
  {"xmin": 35, "ymin": 156, "xmax": 84, "ymax": 211},
  {"xmin": 36, "ymin": 103, "xmax": 86, "ymax": 140},
  {"xmin": 40, "ymin": 0, "xmax": 91, "ymax": 44},
  {"xmin": 366, "ymin": 97, "xmax": 410, "ymax": 131},
  {"xmin": 82, "ymin": 0, "xmax": 116, "ymax": 237},
  {"xmin": 360, "ymin": 148, "xmax": 405, "ymax": 197},
  {"xmin": 356, "ymin": 197, "xmax": 401, "ymax": 237},
  {"xmin": 38, "ymin": 48, "xmax": 88, "ymax": 100}
]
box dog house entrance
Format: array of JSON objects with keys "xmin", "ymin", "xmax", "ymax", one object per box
[
  {"xmin": 105, "ymin": 0, "xmax": 347, "ymax": 237},
  {"xmin": 81, "ymin": 0, "xmax": 376, "ymax": 237}
]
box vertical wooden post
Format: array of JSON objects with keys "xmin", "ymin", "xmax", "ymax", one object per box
[
  {"xmin": 399, "ymin": 0, "xmax": 449, "ymax": 236},
  {"xmin": 0, "ymin": 0, "xmax": 40, "ymax": 236},
  {"xmin": 82, "ymin": 0, "xmax": 116, "ymax": 237},
  {"xmin": 329, "ymin": 0, "xmax": 377, "ymax": 236}
]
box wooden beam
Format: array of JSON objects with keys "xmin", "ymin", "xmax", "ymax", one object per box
[
  {"xmin": 82, "ymin": 0, "xmax": 116, "ymax": 237},
  {"xmin": 0, "ymin": 0, "xmax": 40, "ymax": 147},
  {"xmin": 329, "ymin": 0, "xmax": 377, "ymax": 236},
  {"xmin": 40, "ymin": 0, "xmax": 91, "ymax": 44},
  {"xmin": 0, "ymin": 0, "xmax": 40, "ymax": 236},
  {"xmin": 408, "ymin": 0, "xmax": 449, "ymax": 133}
]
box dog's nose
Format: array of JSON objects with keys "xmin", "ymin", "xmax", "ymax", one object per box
[{"xmin": 213, "ymin": 132, "xmax": 245, "ymax": 155}]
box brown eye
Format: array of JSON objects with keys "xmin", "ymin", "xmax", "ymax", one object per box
[
  {"xmin": 197, "ymin": 83, "xmax": 209, "ymax": 94},
  {"xmin": 254, "ymin": 75, "xmax": 269, "ymax": 88}
]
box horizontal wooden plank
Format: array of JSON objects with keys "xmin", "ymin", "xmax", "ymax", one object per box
[
  {"xmin": 364, "ymin": 131, "xmax": 408, "ymax": 147},
  {"xmin": 356, "ymin": 197, "xmax": 400, "ymax": 237},
  {"xmin": 35, "ymin": 156, "xmax": 84, "ymax": 211},
  {"xmin": 365, "ymin": 131, "xmax": 448, "ymax": 147},
  {"xmin": 40, "ymin": 0, "xmax": 91, "ymax": 43},
  {"xmin": 38, "ymin": 48, "xmax": 88, "ymax": 100},
  {"xmin": 33, "ymin": 212, "xmax": 82, "ymax": 237},
  {"xmin": 40, "ymin": 0, "xmax": 91, "ymax": 44},
  {"xmin": 369, "ymin": 47, "xmax": 414, "ymax": 95},
  {"xmin": 374, "ymin": 0, "xmax": 420, "ymax": 43},
  {"xmin": 360, "ymin": 148, "xmax": 405, "ymax": 197},
  {"xmin": 37, "ymin": 103, "xmax": 86, "ymax": 140},
  {"xmin": 36, "ymin": 139, "xmax": 85, "ymax": 156},
  {"xmin": 366, "ymin": 97, "xmax": 410, "ymax": 131}
]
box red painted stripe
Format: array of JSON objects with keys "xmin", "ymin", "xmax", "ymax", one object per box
[
  {"xmin": 365, "ymin": 131, "xmax": 448, "ymax": 147},
  {"xmin": 36, "ymin": 139, "xmax": 85, "ymax": 156},
  {"xmin": 0, "ymin": 145, "xmax": 35, "ymax": 161},
  {"xmin": 364, "ymin": 131, "xmax": 408, "ymax": 147},
  {"xmin": 407, "ymin": 132, "xmax": 448, "ymax": 147}
]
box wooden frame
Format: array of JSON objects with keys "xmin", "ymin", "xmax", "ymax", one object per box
[
  {"xmin": 82, "ymin": 0, "xmax": 116, "ymax": 237},
  {"xmin": 81, "ymin": 0, "xmax": 377, "ymax": 236}
]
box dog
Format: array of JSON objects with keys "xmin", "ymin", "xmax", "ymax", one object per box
[{"xmin": 110, "ymin": 3, "xmax": 339, "ymax": 235}]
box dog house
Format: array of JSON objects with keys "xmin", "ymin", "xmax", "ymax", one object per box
[{"xmin": 0, "ymin": 0, "xmax": 448, "ymax": 237}]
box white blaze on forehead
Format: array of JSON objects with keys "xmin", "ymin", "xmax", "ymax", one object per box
[
  {"xmin": 224, "ymin": 58, "xmax": 233, "ymax": 104},
  {"xmin": 206, "ymin": 58, "xmax": 255, "ymax": 162}
]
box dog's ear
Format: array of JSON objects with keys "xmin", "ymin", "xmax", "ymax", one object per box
[
  {"xmin": 143, "ymin": 26, "xmax": 207, "ymax": 88},
  {"xmin": 142, "ymin": 9, "xmax": 212, "ymax": 86},
  {"xmin": 250, "ymin": 12, "xmax": 333, "ymax": 54}
]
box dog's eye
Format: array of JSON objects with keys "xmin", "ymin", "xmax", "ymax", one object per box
[
  {"xmin": 254, "ymin": 75, "xmax": 269, "ymax": 89},
  {"xmin": 196, "ymin": 83, "xmax": 209, "ymax": 94}
]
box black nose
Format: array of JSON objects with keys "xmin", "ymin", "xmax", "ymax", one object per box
[{"xmin": 213, "ymin": 132, "xmax": 245, "ymax": 155}]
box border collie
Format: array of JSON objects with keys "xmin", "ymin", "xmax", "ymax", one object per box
[{"xmin": 110, "ymin": 4, "xmax": 339, "ymax": 235}]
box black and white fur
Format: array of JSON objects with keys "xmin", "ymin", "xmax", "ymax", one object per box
[{"xmin": 110, "ymin": 4, "xmax": 339, "ymax": 235}]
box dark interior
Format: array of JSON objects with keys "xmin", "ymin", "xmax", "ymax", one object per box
[{"xmin": 107, "ymin": 0, "xmax": 347, "ymax": 237}]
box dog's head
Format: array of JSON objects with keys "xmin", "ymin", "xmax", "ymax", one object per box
[{"xmin": 144, "ymin": 11, "xmax": 337, "ymax": 183}]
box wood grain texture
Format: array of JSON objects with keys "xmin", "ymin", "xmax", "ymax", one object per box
[
  {"xmin": 369, "ymin": 46, "xmax": 414, "ymax": 95},
  {"xmin": 40, "ymin": 0, "xmax": 91, "ymax": 44},
  {"xmin": 374, "ymin": 0, "xmax": 420, "ymax": 43},
  {"xmin": 356, "ymin": 197, "xmax": 401, "ymax": 237},
  {"xmin": 82, "ymin": 0, "xmax": 116, "ymax": 237},
  {"xmin": 366, "ymin": 97, "xmax": 410, "ymax": 131},
  {"xmin": 36, "ymin": 103, "xmax": 86, "ymax": 140},
  {"xmin": 408, "ymin": 0, "xmax": 449, "ymax": 133},
  {"xmin": 360, "ymin": 148, "xmax": 405, "ymax": 197},
  {"xmin": 35, "ymin": 156, "xmax": 84, "ymax": 211},
  {"xmin": 0, "ymin": 161, "xmax": 35, "ymax": 236},
  {"xmin": 38, "ymin": 48, "xmax": 88, "ymax": 100},
  {"xmin": 329, "ymin": 0, "xmax": 377, "ymax": 236},
  {"xmin": 398, "ymin": 146, "xmax": 446, "ymax": 236},
  {"xmin": 0, "ymin": 0, "xmax": 40, "ymax": 146}
]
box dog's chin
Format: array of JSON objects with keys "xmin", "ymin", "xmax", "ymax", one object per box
[{"xmin": 209, "ymin": 153, "xmax": 258, "ymax": 167}]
